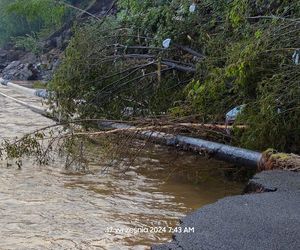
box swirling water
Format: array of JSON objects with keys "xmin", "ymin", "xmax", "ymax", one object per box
[{"xmin": 0, "ymin": 88, "xmax": 243, "ymax": 249}]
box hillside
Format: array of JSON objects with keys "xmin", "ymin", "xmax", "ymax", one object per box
[{"xmin": 1, "ymin": 0, "xmax": 299, "ymax": 154}]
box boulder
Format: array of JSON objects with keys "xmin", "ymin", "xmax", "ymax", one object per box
[
  {"xmin": 0, "ymin": 49, "xmax": 24, "ymax": 72},
  {"xmin": 20, "ymin": 52, "xmax": 38, "ymax": 64},
  {"xmin": 2, "ymin": 61, "xmax": 38, "ymax": 80},
  {"xmin": 55, "ymin": 36, "xmax": 63, "ymax": 49}
]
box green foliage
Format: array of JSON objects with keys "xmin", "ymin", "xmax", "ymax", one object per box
[
  {"xmin": 0, "ymin": 0, "xmax": 25, "ymax": 45},
  {"xmin": 186, "ymin": 0, "xmax": 300, "ymax": 152},
  {"xmin": 50, "ymin": 13, "xmax": 189, "ymax": 119},
  {"xmin": 0, "ymin": 125, "xmax": 90, "ymax": 171},
  {"xmin": 0, "ymin": 0, "xmax": 73, "ymax": 46},
  {"xmin": 32, "ymin": 80, "xmax": 47, "ymax": 89},
  {"xmin": 51, "ymin": 0, "xmax": 300, "ymax": 153},
  {"xmin": 188, "ymin": 69, "xmax": 232, "ymax": 122},
  {"xmin": 7, "ymin": 0, "xmax": 66, "ymax": 28},
  {"xmin": 228, "ymin": 0, "xmax": 248, "ymax": 27},
  {"xmin": 12, "ymin": 32, "xmax": 42, "ymax": 55},
  {"xmin": 1, "ymin": 131, "xmax": 49, "ymax": 168}
]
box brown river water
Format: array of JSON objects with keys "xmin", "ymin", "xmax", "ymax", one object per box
[{"xmin": 0, "ymin": 85, "xmax": 244, "ymax": 249}]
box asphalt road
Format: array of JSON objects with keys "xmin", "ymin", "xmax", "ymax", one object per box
[{"xmin": 152, "ymin": 170, "xmax": 300, "ymax": 250}]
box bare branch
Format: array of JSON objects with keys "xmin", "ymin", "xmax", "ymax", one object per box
[
  {"xmin": 57, "ymin": 0, "xmax": 101, "ymax": 20},
  {"xmin": 161, "ymin": 60, "xmax": 196, "ymax": 73},
  {"xmin": 247, "ymin": 15, "xmax": 300, "ymax": 23}
]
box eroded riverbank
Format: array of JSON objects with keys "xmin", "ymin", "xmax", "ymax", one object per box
[{"xmin": 153, "ymin": 170, "xmax": 300, "ymax": 250}]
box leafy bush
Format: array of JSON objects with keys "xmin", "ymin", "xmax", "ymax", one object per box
[
  {"xmin": 51, "ymin": 0, "xmax": 300, "ymax": 153},
  {"xmin": 50, "ymin": 16, "xmax": 188, "ymax": 119},
  {"xmin": 0, "ymin": 0, "xmax": 77, "ymax": 46},
  {"xmin": 186, "ymin": 0, "xmax": 300, "ymax": 152},
  {"xmin": 12, "ymin": 33, "xmax": 42, "ymax": 55}
]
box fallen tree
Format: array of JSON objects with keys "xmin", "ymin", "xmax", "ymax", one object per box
[
  {"xmin": 0, "ymin": 108, "xmax": 298, "ymax": 171},
  {"xmin": 1, "ymin": 75, "xmax": 298, "ymax": 172},
  {"xmin": 98, "ymin": 122, "xmax": 300, "ymax": 171}
]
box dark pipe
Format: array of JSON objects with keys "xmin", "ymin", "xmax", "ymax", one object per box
[{"xmin": 99, "ymin": 122, "xmax": 262, "ymax": 168}]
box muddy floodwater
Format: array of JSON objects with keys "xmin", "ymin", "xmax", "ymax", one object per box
[{"xmin": 0, "ymin": 86, "xmax": 244, "ymax": 249}]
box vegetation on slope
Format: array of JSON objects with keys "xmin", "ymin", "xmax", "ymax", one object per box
[
  {"xmin": 1, "ymin": 0, "xmax": 299, "ymax": 154},
  {"xmin": 0, "ymin": 0, "xmax": 92, "ymax": 50},
  {"xmin": 50, "ymin": 0, "xmax": 300, "ymax": 153}
]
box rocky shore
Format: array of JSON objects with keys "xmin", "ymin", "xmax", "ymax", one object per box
[
  {"xmin": 152, "ymin": 170, "xmax": 300, "ymax": 250},
  {"xmin": 0, "ymin": 42, "xmax": 64, "ymax": 82},
  {"xmin": 0, "ymin": 0, "xmax": 116, "ymax": 84}
]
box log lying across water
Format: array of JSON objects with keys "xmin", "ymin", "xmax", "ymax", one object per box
[{"xmin": 99, "ymin": 121, "xmax": 262, "ymax": 168}]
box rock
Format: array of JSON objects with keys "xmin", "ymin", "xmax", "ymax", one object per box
[
  {"xmin": 43, "ymin": 38, "xmax": 57, "ymax": 51},
  {"xmin": 0, "ymin": 60, "xmax": 8, "ymax": 71},
  {"xmin": 0, "ymin": 18, "xmax": 65, "ymax": 81},
  {"xmin": 0, "ymin": 49, "xmax": 8, "ymax": 64},
  {"xmin": 37, "ymin": 48, "xmax": 62, "ymax": 81},
  {"xmin": 0, "ymin": 49, "xmax": 25, "ymax": 72},
  {"xmin": 20, "ymin": 52, "xmax": 38, "ymax": 64},
  {"xmin": 55, "ymin": 36, "xmax": 63, "ymax": 49},
  {"xmin": 40, "ymin": 70, "xmax": 53, "ymax": 81},
  {"xmin": 0, "ymin": 49, "xmax": 23, "ymax": 62},
  {"xmin": 52, "ymin": 58, "xmax": 61, "ymax": 70},
  {"xmin": 1, "ymin": 47, "xmax": 63, "ymax": 81},
  {"xmin": 3, "ymin": 60, "xmax": 22, "ymax": 72},
  {"xmin": 2, "ymin": 61, "xmax": 38, "ymax": 80},
  {"xmin": 0, "ymin": 64, "xmax": 7, "ymax": 71}
]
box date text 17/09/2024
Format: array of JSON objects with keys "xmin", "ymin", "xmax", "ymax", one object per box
[{"xmin": 105, "ymin": 227, "xmax": 195, "ymax": 234}]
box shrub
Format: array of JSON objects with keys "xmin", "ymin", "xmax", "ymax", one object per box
[{"xmin": 51, "ymin": 0, "xmax": 300, "ymax": 153}]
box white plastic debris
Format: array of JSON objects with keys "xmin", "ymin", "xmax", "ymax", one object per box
[
  {"xmin": 225, "ymin": 104, "xmax": 246, "ymax": 124},
  {"xmin": 162, "ymin": 38, "xmax": 172, "ymax": 48},
  {"xmin": 189, "ymin": 3, "xmax": 196, "ymax": 13},
  {"xmin": 292, "ymin": 49, "xmax": 300, "ymax": 65}
]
